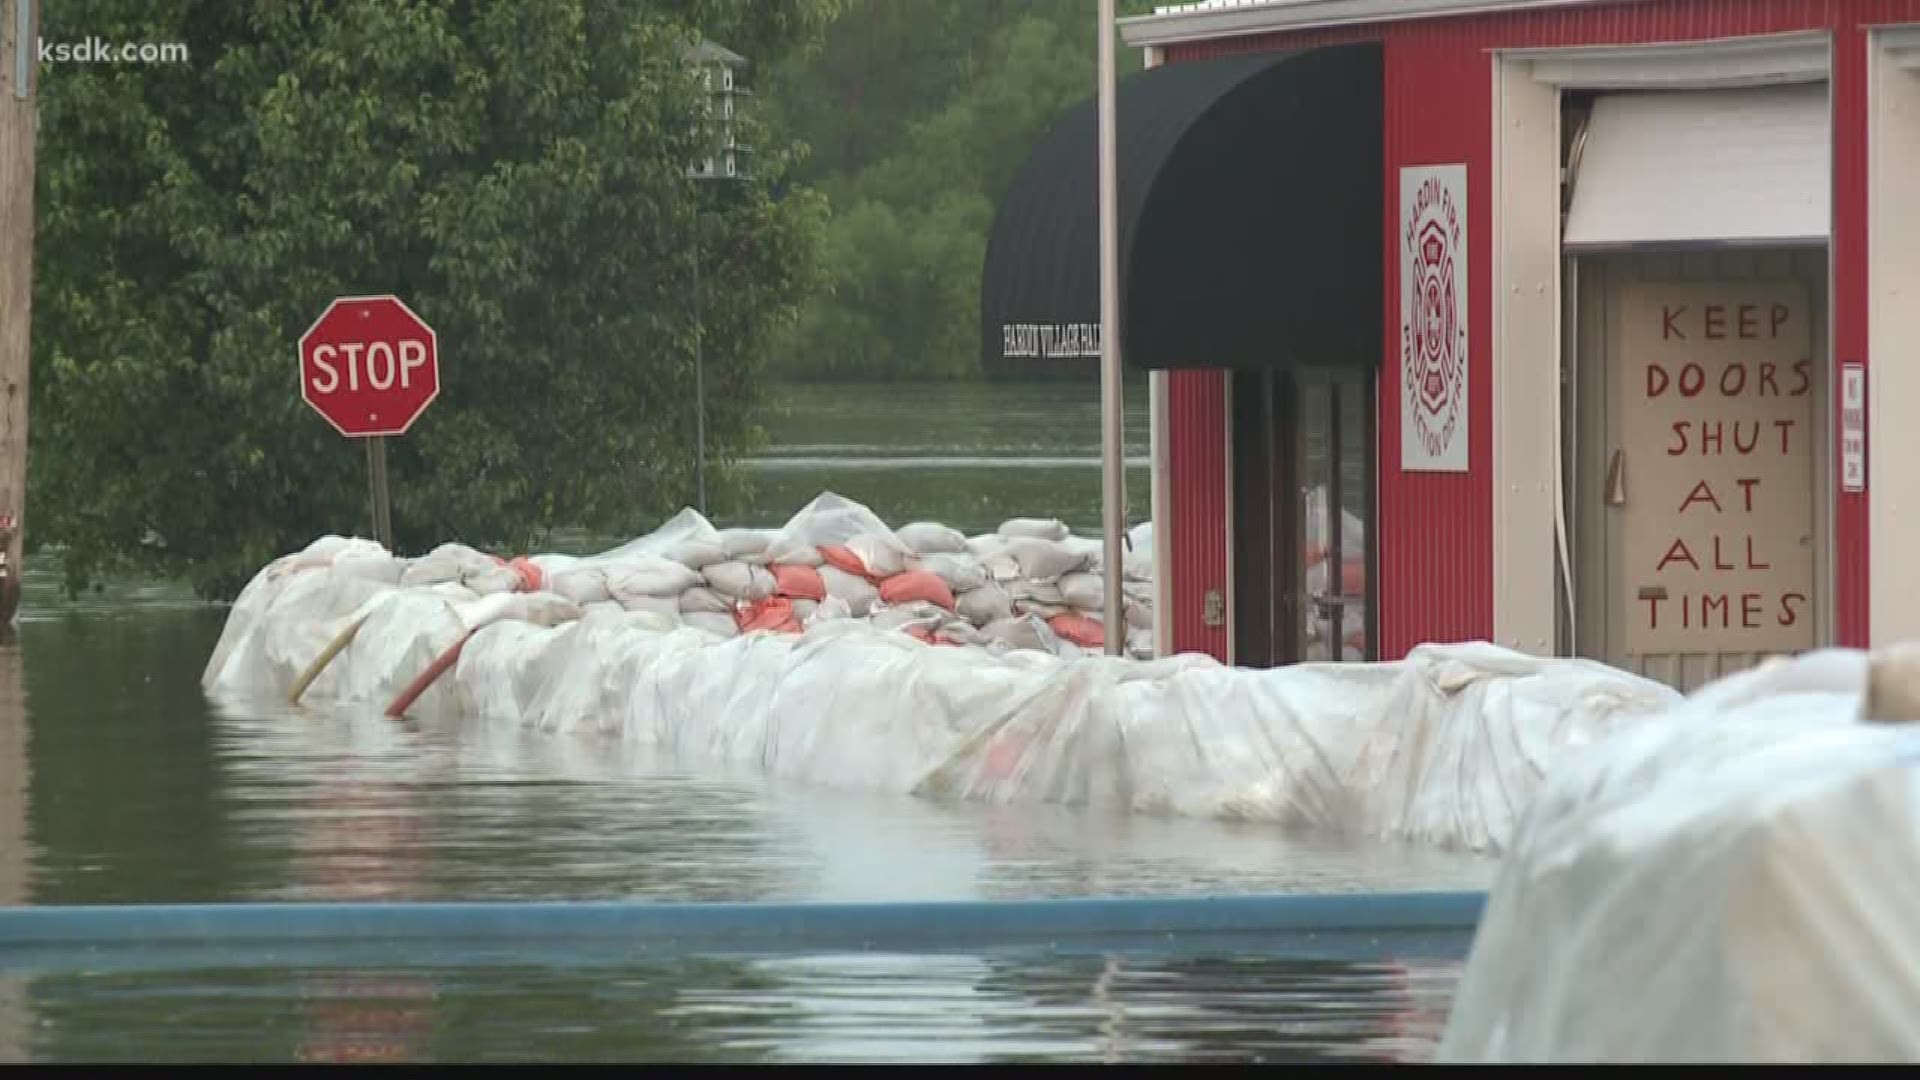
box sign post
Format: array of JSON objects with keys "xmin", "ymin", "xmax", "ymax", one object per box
[{"xmin": 299, "ymin": 295, "xmax": 440, "ymax": 551}]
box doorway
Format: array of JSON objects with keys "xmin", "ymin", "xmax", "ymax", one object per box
[
  {"xmin": 1569, "ymin": 250, "xmax": 1830, "ymax": 690},
  {"xmin": 1231, "ymin": 368, "xmax": 1375, "ymax": 667}
]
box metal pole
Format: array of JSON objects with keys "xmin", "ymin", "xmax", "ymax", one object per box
[
  {"xmin": 366, "ymin": 435, "xmax": 393, "ymax": 551},
  {"xmin": 692, "ymin": 210, "xmax": 708, "ymax": 518},
  {"xmin": 1097, "ymin": 0, "xmax": 1124, "ymax": 657}
]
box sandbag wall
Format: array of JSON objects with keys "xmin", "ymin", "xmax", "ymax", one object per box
[{"xmin": 415, "ymin": 493, "xmax": 1156, "ymax": 660}]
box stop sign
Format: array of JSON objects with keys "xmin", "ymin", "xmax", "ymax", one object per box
[{"xmin": 298, "ymin": 295, "xmax": 440, "ymax": 437}]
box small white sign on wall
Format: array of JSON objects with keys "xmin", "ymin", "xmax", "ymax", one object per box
[
  {"xmin": 1400, "ymin": 164, "xmax": 1470, "ymax": 472},
  {"xmin": 1841, "ymin": 361, "xmax": 1866, "ymax": 493}
]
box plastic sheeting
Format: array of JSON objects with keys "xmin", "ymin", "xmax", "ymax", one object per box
[
  {"xmin": 1438, "ymin": 649, "xmax": 1920, "ymax": 1062},
  {"xmin": 204, "ymin": 527, "xmax": 1683, "ymax": 855}
]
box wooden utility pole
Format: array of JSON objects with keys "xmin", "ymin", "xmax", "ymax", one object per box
[{"xmin": 0, "ymin": 0, "xmax": 34, "ymax": 630}]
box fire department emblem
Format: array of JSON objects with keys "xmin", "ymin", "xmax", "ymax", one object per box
[{"xmin": 1400, "ymin": 165, "xmax": 1469, "ymax": 470}]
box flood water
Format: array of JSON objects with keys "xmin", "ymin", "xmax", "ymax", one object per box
[{"xmin": 0, "ymin": 380, "xmax": 1493, "ymax": 1062}]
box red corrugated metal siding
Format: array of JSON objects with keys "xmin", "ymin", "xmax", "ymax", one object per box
[
  {"xmin": 1159, "ymin": 0, "xmax": 1918, "ymax": 656},
  {"xmin": 1167, "ymin": 369, "xmax": 1229, "ymax": 659}
]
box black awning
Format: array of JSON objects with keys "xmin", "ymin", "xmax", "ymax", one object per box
[{"xmin": 980, "ymin": 44, "xmax": 1382, "ymax": 374}]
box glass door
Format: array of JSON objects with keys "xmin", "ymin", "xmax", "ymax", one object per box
[{"xmin": 1295, "ymin": 371, "xmax": 1373, "ymax": 661}]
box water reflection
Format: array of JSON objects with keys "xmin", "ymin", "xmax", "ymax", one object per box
[{"xmin": 20, "ymin": 953, "xmax": 1461, "ymax": 1063}]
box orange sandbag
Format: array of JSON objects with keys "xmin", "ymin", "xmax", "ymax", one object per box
[
  {"xmin": 819, "ymin": 544, "xmax": 874, "ymax": 581},
  {"xmin": 771, "ymin": 563, "xmax": 827, "ymax": 601},
  {"xmin": 735, "ymin": 597, "xmax": 801, "ymax": 634},
  {"xmin": 506, "ymin": 555, "xmax": 544, "ymax": 593},
  {"xmin": 878, "ymin": 570, "xmax": 955, "ymax": 611},
  {"xmin": 902, "ymin": 625, "xmax": 936, "ymax": 643},
  {"xmin": 1048, "ymin": 613, "xmax": 1105, "ymax": 649}
]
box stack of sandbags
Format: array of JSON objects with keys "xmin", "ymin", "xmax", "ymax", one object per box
[{"xmin": 431, "ymin": 492, "xmax": 1160, "ymax": 661}]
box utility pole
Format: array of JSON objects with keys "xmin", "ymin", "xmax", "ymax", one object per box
[
  {"xmin": 1097, "ymin": 0, "xmax": 1124, "ymax": 656},
  {"xmin": 0, "ymin": 0, "xmax": 37, "ymax": 631}
]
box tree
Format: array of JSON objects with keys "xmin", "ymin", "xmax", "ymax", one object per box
[
  {"xmin": 763, "ymin": 0, "xmax": 1155, "ymax": 382},
  {"xmin": 31, "ymin": 0, "xmax": 838, "ymax": 598}
]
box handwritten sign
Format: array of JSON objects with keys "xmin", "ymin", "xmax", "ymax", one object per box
[{"xmin": 1618, "ymin": 282, "xmax": 1815, "ymax": 655}]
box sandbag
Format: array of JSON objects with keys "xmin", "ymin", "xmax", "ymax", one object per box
[
  {"xmin": 878, "ymin": 570, "xmax": 956, "ymax": 611},
  {"xmin": 955, "ymin": 583, "xmax": 1013, "ymax": 626},
  {"xmin": 771, "ymin": 563, "xmax": 827, "ymax": 602},
  {"xmin": 1009, "ymin": 579, "xmax": 1067, "ymax": 606},
  {"xmin": 660, "ymin": 539, "xmax": 728, "ymax": 570},
  {"xmin": 546, "ymin": 567, "xmax": 611, "ymax": 606},
  {"xmin": 897, "ymin": 522, "xmax": 967, "ymax": 555},
  {"xmin": 1015, "ymin": 600, "xmax": 1070, "ymax": 620},
  {"xmin": 999, "ymin": 537, "xmax": 1088, "ymax": 582},
  {"xmin": 818, "ymin": 545, "xmax": 872, "ymax": 580},
  {"xmin": 845, "ymin": 532, "xmax": 913, "ymax": 578},
  {"xmin": 807, "ymin": 596, "xmax": 852, "ymax": 625},
  {"xmin": 964, "ymin": 534, "xmax": 1008, "ymax": 560},
  {"xmin": 915, "ymin": 553, "xmax": 988, "ymax": 594},
  {"xmin": 736, "ymin": 596, "xmax": 801, "ymax": 634},
  {"xmin": 870, "ymin": 601, "xmax": 948, "ymax": 631},
  {"xmin": 1058, "ymin": 572, "xmax": 1105, "ymax": 612},
  {"xmin": 603, "ymin": 557, "xmax": 704, "ymax": 601},
  {"xmin": 791, "ymin": 599, "xmax": 819, "ymax": 624},
  {"xmin": 1048, "ymin": 613, "xmax": 1105, "ymax": 650},
  {"xmin": 704, "ymin": 561, "xmax": 776, "ymax": 603},
  {"xmin": 717, "ymin": 528, "xmax": 774, "ymax": 559},
  {"xmin": 677, "ymin": 586, "xmax": 736, "ymax": 616},
  {"xmin": 619, "ymin": 594, "xmax": 681, "ymax": 619},
  {"xmin": 1125, "ymin": 600, "xmax": 1153, "ymax": 630},
  {"xmin": 819, "ymin": 565, "xmax": 878, "ymax": 616},
  {"xmin": 766, "ymin": 537, "xmax": 824, "ymax": 567},
  {"xmin": 399, "ymin": 543, "xmax": 498, "ymax": 587},
  {"xmin": 998, "ymin": 517, "xmax": 1070, "ymax": 542},
  {"xmin": 681, "ymin": 611, "xmax": 738, "ymax": 639},
  {"xmin": 982, "ymin": 615, "xmax": 1054, "ymax": 652}
]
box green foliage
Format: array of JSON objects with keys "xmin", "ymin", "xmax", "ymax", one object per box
[
  {"xmin": 31, "ymin": 0, "xmax": 837, "ymax": 598},
  {"xmin": 763, "ymin": 0, "xmax": 1154, "ymax": 381}
]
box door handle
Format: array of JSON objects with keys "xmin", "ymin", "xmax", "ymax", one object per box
[{"xmin": 1605, "ymin": 449, "xmax": 1626, "ymax": 506}]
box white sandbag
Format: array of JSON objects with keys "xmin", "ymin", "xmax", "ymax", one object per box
[
  {"xmin": 807, "ymin": 596, "xmax": 852, "ymax": 625},
  {"xmin": 915, "ymin": 553, "xmax": 988, "ymax": 594},
  {"xmin": 717, "ymin": 528, "xmax": 774, "ymax": 559},
  {"xmin": 897, "ymin": 522, "xmax": 967, "ymax": 555},
  {"xmin": 677, "ymin": 586, "xmax": 736, "ymax": 616},
  {"xmin": 819, "ymin": 565, "xmax": 878, "ymax": 616},
  {"xmin": 938, "ymin": 621, "xmax": 986, "ymax": 647},
  {"xmin": 463, "ymin": 564, "xmax": 526, "ymax": 596},
  {"xmin": 766, "ymin": 537, "xmax": 824, "ymax": 566},
  {"xmin": 545, "ymin": 567, "xmax": 611, "ymax": 606},
  {"xmin": 998, "ymin": 517, "xmax": 1070, "ymax": 542},
  {"xmin": 621, "ymin": 609, "xmax": 680, "ymax": 634},
  {"xmin": 1125, "ymin": 600, "xmax": 1153, "ymax": 630},
  {"xmin": 999, "ymin": 537, "xmax": 1088, "ymax": 582},
  {"xmin": 1014, "ymin": 600, "xmax": 1070, "ymax": 620},
  {"xmin": 982, "ymin": 615, "xmax": 1053, "ymax": 652},
  {"xmin": 844, "ymin": 532, "xmax": 913, "ymax": 578},
  {"xmin": 1438, "ymin": 648, "xmax": 1918, "ymax": 1064},
  {"xmin": 1009, "ymin": 574, "xmax": 1067, "ymax": 604},
  {"xmin": 1126, "ymin": 627, "xmax": 1154, "ymax": 658},
  {"xmin": 791, "ymin": 599, "xmax": 819, "ymax": 623},
  {"xmin": 870, "ymin": 601, "xmax": 948, "ymax": 631},
  {"xmin": 619, "ymin": 594, "xmax": 681, "ymax": 619},
  {"xmin": 660, "ymin": 539, "xmax": 727, "ymax": 570},
  {"xmin": 703, "ymin": 561, "xmax": 776, "ymax": 603},
  {"xmin": 584, "ymin": 600, "xmax": 628, "ymax": 620},
  {"xmin": 604, "ymin": 557, "xmax": 704, "ymax": 602},
  {"xmin": 955, "ymin": 583, "xmax": 1013, "ymax": 626},
  {"xmin": 964, "ymin": 534, "xmax": 1008, "ymax": 560},
  {"xmin": 1059, "ymin": 573, "xmax": 1107, "ymax": 610},
  {"xmin": 400, "ymin": 543, "xmax": 498, "ymax": 587},
  {"xmin": 982, "ymin": 553, "xmax": 1021, "ymax": 583},
  {"xmin": 331, "ymin": 552, "xmax": 405, "ymax": 585},
  {"xmin": 680, "ymin": 611, "xmax": 739, "ymax": 639}
]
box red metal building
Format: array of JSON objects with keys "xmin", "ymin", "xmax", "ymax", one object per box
[{"xmin": 984, "ymin": 0, "xmax": 1920, "ymax": 689}]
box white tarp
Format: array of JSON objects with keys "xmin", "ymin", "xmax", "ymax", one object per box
[
  {"xmin": 203, "ymin": 509, "xmax": 1682, "ymax": 855},
  {"xmin": 1439, "ymin": 648, "xmax": 1920, "ymax": 1062}
]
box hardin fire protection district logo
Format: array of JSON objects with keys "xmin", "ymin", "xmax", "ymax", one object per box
[{"xmin": 1399, "ymin": 164, "xmax": 1469, "ymax": 472}]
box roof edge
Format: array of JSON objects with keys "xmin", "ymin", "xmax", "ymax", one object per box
[{"xmin": 1120, "ymin": 0, "xmax": 1649, "ymax": 48}]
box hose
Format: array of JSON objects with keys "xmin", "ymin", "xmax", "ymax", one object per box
[
  {"xmin": 287, "ymin": 612, "xmax": 373, "ymax": 706},
  {"xmin": 384, "ymin": 629, "xmax": 475, "ymax": 720}
]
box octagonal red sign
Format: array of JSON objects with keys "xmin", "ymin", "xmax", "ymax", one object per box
[{"xmin": 298, "ymin": 295, "xmax": 440, "ymax": 438}]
